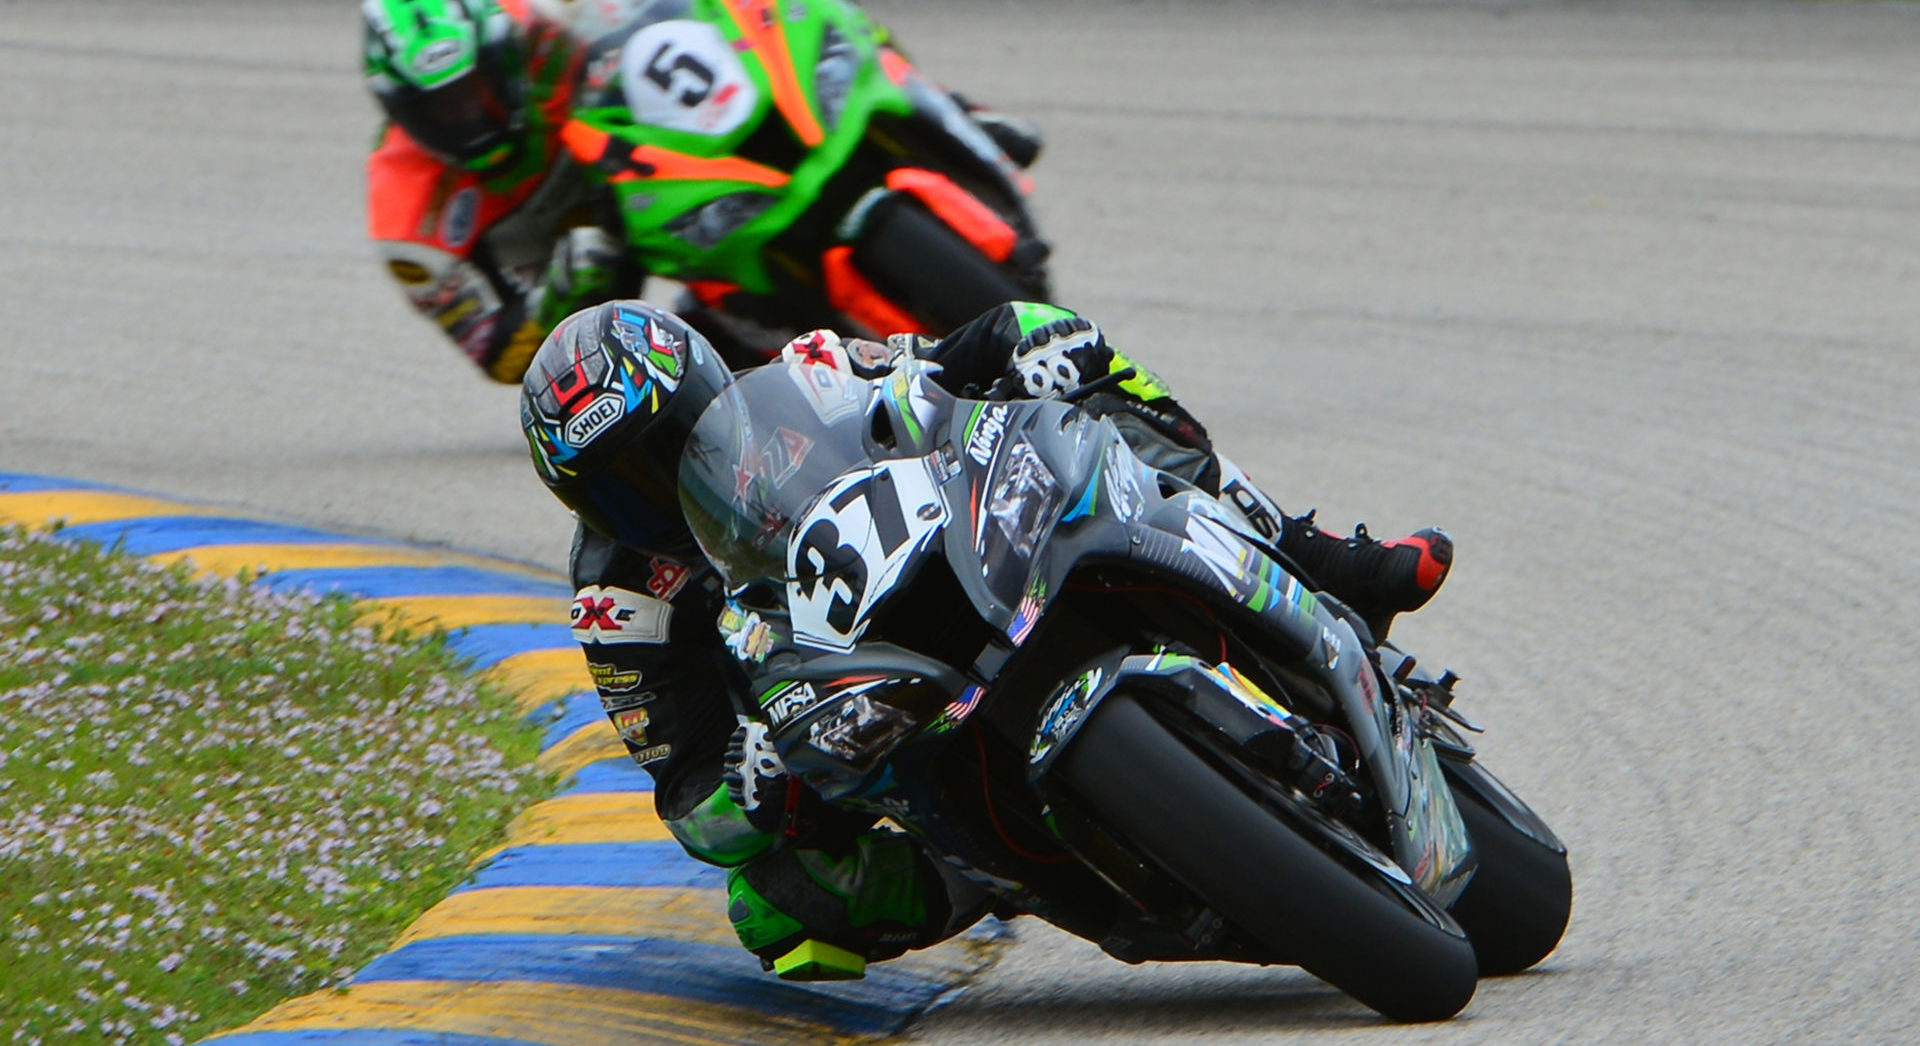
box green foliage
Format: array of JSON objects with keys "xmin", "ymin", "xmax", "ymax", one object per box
[{"xmin": 0, "ymin": 525, "xmax": 549, "ymax": 1045}]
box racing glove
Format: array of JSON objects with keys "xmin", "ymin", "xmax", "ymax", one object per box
[
  {"xmin": 532, "ymin": 225, "xmax": 633, "ymax": 331},
  {"xmin": 1007, "ymin": 315, "xmax": 1113, "ymax": 398},
  {"xmin": 486, "ymin": 226, "xmax": 636, "ymax": 383},
  {"xmin": 725, "ymin": 717, "xmax": 793, "ymax": 835}
]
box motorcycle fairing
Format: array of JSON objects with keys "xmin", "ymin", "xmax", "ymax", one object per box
[{"xmin": 704, "ymin": 363, "xmax": 1476, "ymax": 899}]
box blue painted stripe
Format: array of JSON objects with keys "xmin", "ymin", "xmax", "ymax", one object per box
[
  {"xmin": 0, "ymin": 472, "xmax": 120, "ymax": 493},
  {"xmin": 456, "ymin": 842, "xmax": 721, "ymax": 891},
  {"xmin": 443, "ymin": 623, "xmax": 577, "ymax": 668},
  {"xmin": 203, "ymin": 1032, "xmax": 538, "ymax": 1046},
  {"xmin": 557, "ymin": 757, "xmax": 655, "ymax": 795},
  {"xmin": 539, "ymin": 693, "xmax": 612, "ymax": 750},
  {"xmin": 49, "ymin": 516, "xmax": 375, "ymax": 556},
  {"xmin": 253, "ymin": 566, "xmax": 570, "ymax": 600},
  {"xmin": 352, "ymin": 935, "xmax": 946, "ymax": 1038}
]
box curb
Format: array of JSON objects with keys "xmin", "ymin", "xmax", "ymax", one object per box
[{"xmin": 0, "ymin": 473, "xmax": 1000, "ymax": 1046}]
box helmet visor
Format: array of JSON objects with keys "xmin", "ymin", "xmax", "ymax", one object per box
[
  {"xmin": 389, "ymin": 71, "xmax": 516, "ymax": 167},
  {"xmin": 679, "ymin": 363, "xmax": 878, "ymax": 587}
]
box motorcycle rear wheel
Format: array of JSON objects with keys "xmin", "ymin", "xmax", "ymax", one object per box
[{"xmin": 1057, "ymin": 694, "xmax": 1479, "ymax": 1022}]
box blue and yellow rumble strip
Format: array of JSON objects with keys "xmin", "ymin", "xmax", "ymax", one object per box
[{"xmin": 0, "ymin": 474, "xmax": 996, "ymax": 1046}]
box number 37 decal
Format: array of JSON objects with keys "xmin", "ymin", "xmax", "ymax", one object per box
[{"xmin": 788, "ymin": 459, "xmax": 948, "ymax": 651}]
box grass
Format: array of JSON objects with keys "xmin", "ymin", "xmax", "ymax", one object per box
[{"xmin": 0, "ymin": 524, "xmax": 551, "ymax": 1045}]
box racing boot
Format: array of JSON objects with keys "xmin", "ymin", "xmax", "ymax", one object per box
[
  {"xmin": 1278, "ymin": 512, "xmax": 1453, "ymax": 640},
  {"xmin": 727, "ymin": 831, "xmax": 987, "ymax": 981}
]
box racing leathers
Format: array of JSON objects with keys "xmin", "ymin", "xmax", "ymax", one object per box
[{"xmin": 568, "ymin": 302, "xmax": 1432, "ymax": 978}]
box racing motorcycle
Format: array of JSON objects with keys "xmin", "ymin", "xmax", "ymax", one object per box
[
  {"xmin": 680, "ymin": 359, "xmax": 1574, "ymax": 1021},
  {"xmin": 561, "ymin": 0, "xmax": 1049, "ymax": 361}
]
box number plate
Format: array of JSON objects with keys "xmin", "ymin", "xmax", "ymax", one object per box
[
  {"xmin": 788, "ymin": 459, "xmax": 948, "ymax": 651},
  {"xmin": 619, "ymin": 19, "xmax": 759, "ymax": 137}
]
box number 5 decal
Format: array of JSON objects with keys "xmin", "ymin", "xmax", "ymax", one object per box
[
  {"xmin": 788, "ymin": 460, "xmax": 948, "ymax": 651},
  {"xmin": 619, "ymin": 20, "xmax": 759, "ymax": 137},
  {"xmin": 644, "ymin": 42, "xmax": 716, "ymax": 106}
]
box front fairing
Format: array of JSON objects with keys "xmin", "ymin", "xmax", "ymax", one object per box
[{"xmin": 936, "ymin": 397, "xmax": 1141, "ymax": 641}]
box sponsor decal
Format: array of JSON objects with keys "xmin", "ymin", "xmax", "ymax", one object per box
[
  {"xmin": 584, "ymin": 48, "xmax": 623, "ymax": 91},
  {"xmin": 1221, "ymin": 479, "xmax": 1280, "ymax": 540},
  {"xmin": 563, "ymin": 392, "xmax": 625, "ymax": 447},
  {"xmin": 415, "ymin": 38, "xmax": 467, "ymax": 76},
  {"xmin": 1030, "ymin": 668, "xmax": 1102, "ymax": 764},
  {"xmin": 570, "ymin": 585, "xmax": 672, "ymax": 644},
  {"xmin": 613, "ymin": 707, "xmax": 650, "ymax": 746},
  {"xmin": 966, "ymin": 403, "xmax": 1010, "ymax": 466},
  {"xmin": 388, "ymin": 259, "xmax": 433, "ymax": 285},
  {"xmin": 845, "ymin": 337, "xmax": 892, "ymax": 371},
  {"xmin": 439, "ymin": 186, "xmax": 481, "ymax": 249},
  {"xmin": 434, "ymin": 296, "xmax": 480, "ymax": 328},
  {"xmin": 589, "ymin": 660, "xmax": 644, "ymax": 695},
  {"xmin": 644, "ymin": 557, "xmax": 692, "ymax": 601},
  {"xmin": 761, "ymin": 681, "xmax": 819, "ymax": 728},
  {"xmin": 761, "ymin": 427, "xmax": 814, "ymax": 487},
  {"xmin": 719, "ymin": 605, "xmax": 775, "ymax": 662},
  {"xmin": 1320, "ymin": 626, "xmax": 1343, "ymax": 671},
  {"xmin": 631, "ymin": 743, "xmax": 672, "ymax": 765},
  {"xmin": 600, "ymin": 689, "xmax": 652, "ymax": 713},
  {"xmin": 1355, "ymin": 661, "xmax": 1380, "ymax": 713}
]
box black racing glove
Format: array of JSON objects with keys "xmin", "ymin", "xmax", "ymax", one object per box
[{"xmin": 1007, "ymin": 315, "xmax": 1112, "ymax": 398}]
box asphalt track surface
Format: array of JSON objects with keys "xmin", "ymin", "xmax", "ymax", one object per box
[{"xmin": 4, "ymin": 1, "xmax": 1918, "ymax": 1043}]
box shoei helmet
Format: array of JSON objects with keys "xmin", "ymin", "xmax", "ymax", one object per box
[
  {"xmin": 362, "ymin": 0, "xmax": 527, "ymax": 171},
  {"xmin": 522, "ymin": 302, "xmax": 732, "ymax": 551}
]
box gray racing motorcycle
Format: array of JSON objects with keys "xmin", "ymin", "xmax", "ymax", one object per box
[{"xmin": 679, "ymin": 357, "xmax": 1572, "ymax": 1021}]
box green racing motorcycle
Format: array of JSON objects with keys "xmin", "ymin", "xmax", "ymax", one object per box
[{"xmin": 561, "ymin": 0, "xmax": 1051, "ymax": 357}]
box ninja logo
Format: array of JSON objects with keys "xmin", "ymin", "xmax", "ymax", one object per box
[
  {"xmin": 564, "ymin": 393, "xmax": 625, "ymax": 447},
  {"xmin": 967, "ymin": 404, "xmax": 1010, "ymax": 466}
]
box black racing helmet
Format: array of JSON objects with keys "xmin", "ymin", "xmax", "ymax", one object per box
[{"xmin": 521, "ymin": 302, "xmax": 733, "ymax": 551}]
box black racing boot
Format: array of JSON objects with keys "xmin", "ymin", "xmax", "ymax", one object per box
[{"xmin": 1278, "ymin": 512, "xmax": 1454, "ymax": 639}]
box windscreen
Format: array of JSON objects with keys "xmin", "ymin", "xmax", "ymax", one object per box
[{"xmin": 678, "ymin": 362, "xmax": 877, "ymax": 587}]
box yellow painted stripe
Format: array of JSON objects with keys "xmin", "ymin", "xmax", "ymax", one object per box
[
  {"xmin": 216, "ymin": 979, "xmax": 855, "ymax": 1046},
  {"xmin": 358, "ymin": 593, "xmax": 569, "ymax": 631},
  {"xmin": 536, "ymin": 720, "xmax": 629, "ymax": 781},
  {"xmin": 0, "ymin": 490, "xmax": 226, "ymax": 527},
  {"xmin": 485, "ymin": 647, "xmax": 597, "ymax": 714},
  {"xmin": 392, "ymin": 885, "xmax": 734, "ymax": 949},
  {"xmin": 145, "ymin": 541, "xmax": 558, "ymax": 579},
  {"xmin": 474, "ymin": 792, "xmax": 671, "ymax": 862}
]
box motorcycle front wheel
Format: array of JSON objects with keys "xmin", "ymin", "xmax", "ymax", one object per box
[
  {"xmin": 1056, "ymin": 693, "xmax": 1479, "ymax": 1022},
  {"xmin": 1440, "ymin": 758, "xmax": 1573, "ymax": 975},
  {"xmin": 851, "ymin": 196, "xmax": 1047, "ymax": 332}
]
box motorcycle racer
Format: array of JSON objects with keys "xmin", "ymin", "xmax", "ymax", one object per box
[
  {"xmin": 365, "ymin": 0, "xmax": 1043, "ymax": 385},
  {"xmin": 520, "ymin": 300, "xmax": 1452, "ymax": 978}
]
